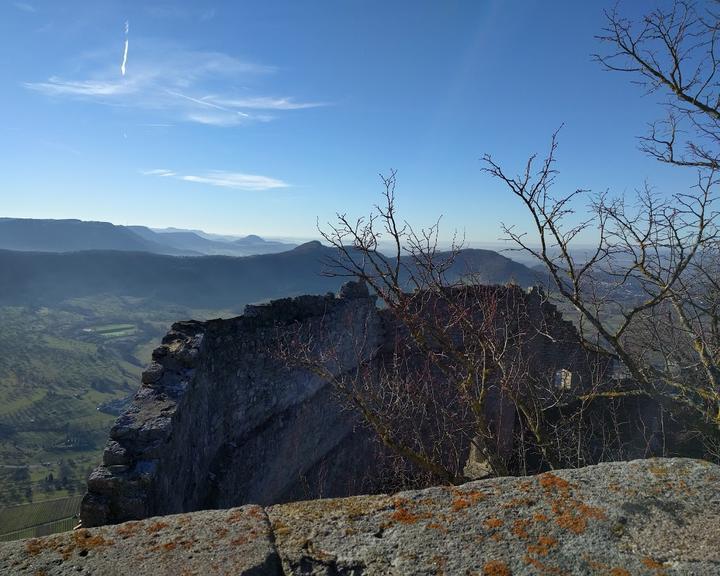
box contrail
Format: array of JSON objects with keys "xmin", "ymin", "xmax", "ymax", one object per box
[
  {"xmin": 120, "ymin": 20, "xmax": 129, "ymax": 76},
  {"xmin": 166, "ymin": 89, "xmax": 250, "ymax": 116}
]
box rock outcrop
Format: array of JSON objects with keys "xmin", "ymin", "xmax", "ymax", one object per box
[
  {"xmin": 5, "ymin": 458, "xmax": 719, "ymax": 575},
  {"xmin": 80, "ymin": 282, "xmax": 607, "ymax": 527},
  {"xmin": 82, "ymin": 285, "xmax": 383, "ymax": 527}
]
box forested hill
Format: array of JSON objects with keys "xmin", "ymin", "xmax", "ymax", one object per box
[{"xmin": 0, "ymin": 243, "xmax": 539, "ymax": 309}]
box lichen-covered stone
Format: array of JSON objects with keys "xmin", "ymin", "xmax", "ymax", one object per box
[
  {"xmin": 0, "ymin": 506, "xmax": 280, "ymax": 576},
  {"xmin": 268, "ymin": 458, "xmax": 720, "ymax": 575},
  {"xmin": 6, "ymin": 459, "xmax": 720, "ymax": 575}
]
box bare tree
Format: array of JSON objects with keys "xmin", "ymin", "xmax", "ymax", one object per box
[
  {"xmin": 595, "ymin": 0, "xmax": 720, "ymax": 169},
  {"xmin": 484, "ymin": 1, "xmax": 720, "ymax": 453},
  {"xmin": 278, "ymin": 3, "xmax": 720, "ymax": 485},
  {"xmin": 278, "ymin": 172, "xmax": 614, "ymax": 486}
]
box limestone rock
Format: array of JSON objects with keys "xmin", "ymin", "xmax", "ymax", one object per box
[
  {"xmin": 140, "ymin": 362, "xmax": 164, "ymax": 385},
  {"xmin": 3, "ymin": 459, "xmax": 719, "ymax": 575},
  {"xmin": 82, "ymin": 285, "xmax": 383, "ymax": 526},
  {"xmin": 268, "ymin": 458, "xmax": 720, "ymax": 575},
  {"xmin": 0, "ymin": 506, "xmax": 280, "ymax": 576}
]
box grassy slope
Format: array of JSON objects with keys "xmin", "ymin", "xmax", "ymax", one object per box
[{"xmin": 0, "ymin": 295, "xmax": 238, "ymax": 512}]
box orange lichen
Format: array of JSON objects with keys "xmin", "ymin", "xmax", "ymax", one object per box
[
  {"xmin": 502, "ymin": 496, "xmax": 536, "ymax": 509},
  {"xmin": 582, "ymin": 555, "xmax": 631, "ymax": 576},
  {"xmin": 511, "ymin": 519, "xmax": 530, "ymax": 539},
  {"xmin": 533, "ymin": 512, "xmax": 549, "ymax": 522},
  {"xmin": 145, "ymin": 521, "xmax": 169, "ymax": 535},
  {"xmin": 427, "ymin": 522, "xmax": 448, "ymax": 533},
  {"xmin": 231, "ymin": 535, "xmax": 249, "ymax": 546},
  {"xmin": 451, "ymin": 490, "xmax": 486, "ymax": 512},
  {"xmin": 227, "ymin": 509, "xmax": 250, "ymax": 524},
  {"xmin": 246, "ymin": 506, "xmax": 265, "ymax": 520},
  {"xmin": 484, "ymin": 517, "xmax": 504, "ymax": 529},
  {"xmin": 149, "ymin": 538, "xmax": 181, "ymax": 553},
  {"xmin": 388, "ymin": 497, "xmax": 431, "ymax": 525},
  {"xmin": 527, "ymin": 535, "xmax": 558, "ymax": 557},
  {"xmin": 23, "ymin": 529, "xmax": 116, "ymax": 561},
  {"xmin": 116, "ymin": 521, "xmax": 141, "ymax": 538},
  {"xmin": 551, "ymin": 499, "xmax": 606, "ymax": 535},
  {"xmin": 25, "ymin": 539, "xmax": 45, "ymax": 556},
  {"xmin": 642, "ymin": 557, "xmax": 666, "ymax": 570},
  {"xmin": 483, "ymin": 560, "xmax": 512, "ymax": 576},
  {"xmin": 390, "ymin": 507, "xmax": 422, "ymax": 524},
  {"xmin": 538, "ymin": 473, "xmax": 571, "ymax": 493}
]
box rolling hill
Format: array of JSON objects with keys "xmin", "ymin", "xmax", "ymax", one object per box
[
  {"xmin": 0, "ymin": 242, "xmax": 539, "ymax": 309},
  {"xmin": 0, "ymin": 218, "xmax": 296, "ymax": 257}
]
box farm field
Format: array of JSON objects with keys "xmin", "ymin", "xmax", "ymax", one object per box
[
  {"xmin": 0, "ymin": 495, "xmax": 83, "ymax": 540},
  {"xmin": 0, "ymin": 295, "xmax": 239, "ymax": 509}
]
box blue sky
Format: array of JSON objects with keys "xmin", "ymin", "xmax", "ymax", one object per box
[{"xmin": 0, "ymin": 0, "xmax": 697, "ymax": 243}]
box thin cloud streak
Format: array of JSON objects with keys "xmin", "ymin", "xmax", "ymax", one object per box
[
  {"xmin": 142, "ymin": 169, "xmax": 176, "ymax": 177},
  {"xmin": 25, "ymin": 77, "xmax": 135, "ymax": 96},
  {"xmin": 185, "ymin": 112, "xmax": 249, "ymax": 127},
  {"xmin": 211, "ymin": 96, "xmax": 327, "ymax": 110},
  {"xmin": 144, "ymin": 169, "xmax": 290, "ymax": 190},
  {"xmin": 23, "ymin": 40, "xmax": 324, "ymax": 127}
]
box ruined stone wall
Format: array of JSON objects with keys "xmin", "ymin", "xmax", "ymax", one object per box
[
  {"xmin": 81, "ymin": 283, "xmax": 600, "ymax": 527},
  {"xmin": 81, "ymin": 285, "xmax": 383, "ymax": 527}
]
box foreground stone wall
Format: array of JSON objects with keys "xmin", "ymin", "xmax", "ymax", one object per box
[{"xmin": 7, "ymin": 459, "xmax": 719, "ymax": 575}]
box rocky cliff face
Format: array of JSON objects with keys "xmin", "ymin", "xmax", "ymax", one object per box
[
  {"xmin": 6, "ymin": 459, "xmax": 719, "ymax": 575},
  {"xmin": 80, "ymin": 282, "xmax": 602, "ymax": 528},
  {"xmin": 81, "ymin": 284, "xmax": 383, "ymax": 527}
]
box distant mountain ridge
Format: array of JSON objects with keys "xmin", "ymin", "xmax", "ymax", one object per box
[
  {"xmin": 0, "ymin": 241, "xmax": 540, "ymax": 309},
  {"xmin": 0, "ymin": 218, "xmax": 296, "ymax": 257}
]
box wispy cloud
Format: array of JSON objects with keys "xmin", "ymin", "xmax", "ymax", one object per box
[
  {"xmin": 207, "ymin": 96, "xmax": 327, "ymax": 111},
  {"xmin": 144, "ymin": 169, "xmax": 289, "ymax": 191},
  {"xmin": 26, "ymin": 77, "xmax": 136, "ymax": 97},
  {"xmin": 184, "ymin": 112, "xmax": 253, "ymax": 127},
  {"xmin": 24, "ymin": 38, "xmax": 326, "ymax": 127},
  {"xmin": 13, "ymin": 2, "xmax": 36, "ymax": 13},
  {"xmin": 141, "ymin": 169, "xmax": 176, "ymax": 177}
]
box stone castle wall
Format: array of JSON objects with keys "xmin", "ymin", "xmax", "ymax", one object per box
[{"xmin": 81, "ymin": 282, "xmax": 599, "ymax": 527}]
